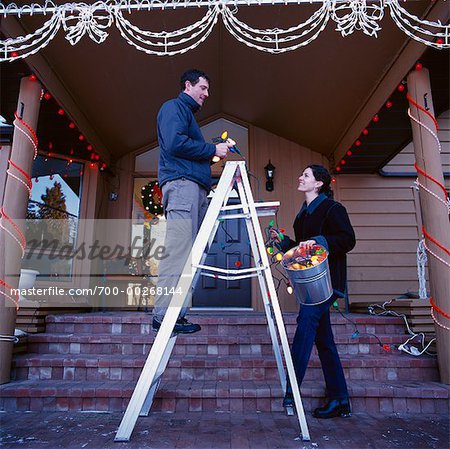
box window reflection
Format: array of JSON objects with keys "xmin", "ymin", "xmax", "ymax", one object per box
[{"xmin": 22, "ymin": 155, "xmax": 83, "ymax": 281}]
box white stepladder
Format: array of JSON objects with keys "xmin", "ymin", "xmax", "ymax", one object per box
[{"xmin": 114, "ymin": 161, "xmax": 310, "ymax": 442}]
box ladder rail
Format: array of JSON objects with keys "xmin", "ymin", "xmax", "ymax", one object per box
[{"xmin": 239, "ymin": 162, "xmax": 311, "ymax": 441}]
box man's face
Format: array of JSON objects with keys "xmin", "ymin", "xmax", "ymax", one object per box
[{"xmin": 184, "ymin": 77, "xmax": 209, "ymax": 107}]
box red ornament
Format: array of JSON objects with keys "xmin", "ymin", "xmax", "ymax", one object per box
[
  {"xmin": 382, "ymin": 344, "xmax": 391, "ymax": 352},
  {"xmin": 347, "ymin": 150, "xmax": 352, "ymax": 156},
  {"xmin": 372, "ymin": 114, "xmax": 379, "ymax": 123},
  {"xmin": 436, "ymin": 38, "xmax": 444, "ymax": 45},
  {"xmin": 94, "ymin": 154, "xmax": 100, "ymax": 161},
  {"xmin": 362, "ymin": 128, "xmax": 369, "ymax": 136},
  {"xmin": 101, "ymin": 163, "xmax": 107, "ymax": 170},
  {"xmin": 415, "ymin": 62, "xmax": 423, "ymax": 71},
  {"xmin": 355, "ymin": 140, "xmax": 361, "ymax": 147},
  {"xmin": 385, "ymin": 100, "xmax": 393, "ymax": 108},
  {"xmin": 11, "ymin": 51, "xmax": 19, "ymax": 58},
  {"xmin": 43, "ymin": 92, "xmax": 51, "ymax": 101},
  {"xmin": 80, "ymin": 171, "xmax": 83, "ymax": 176},
  {"xmin": 340, "ymin": 160, "xmax": 346, "ymax": 165},
  {"xmin": 234, "ymin": 261, "xmax": 242, "ymax": 268},
  {"xmin": 79, "ymin": 134, "xmax": 85, "ymax": 141},
  {"xmin": 28, "ymin": 74, "xmax": 37, "ymax": 82},
  {"xmin": 68, "ymin": 159, "xmax": 73, "ymax": 164},
  {"xmin": 87, "ymin": 145, "xmax": 93, "ymax": 151},
  {"xmin": 279, "ymin": 228, "xmax": 285, "ymax": 234},
  {"xmin": 331, "ymin": 178, "xmax": 336, "ymax": 183},
  {"xmin": 397, "ymin": 84, "xmax": 405, "ymax": 92},
  {"xmin": 336, "ymin": 166, "xmax": 341, "ymax": 172},
  {"xmin": 69, "ymin": 122, "xmax": 75, "ymax": 129},
  {"xmin": 90, "ymin": 163, "xmax": 95, "ymax": 168},
  {"xmin": 58, "ymin": 108, "xmax": 65, "ymax": 116}
]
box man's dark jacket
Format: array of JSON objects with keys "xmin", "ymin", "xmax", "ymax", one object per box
[
  {"xmin": 157, "ymin": 92, "xmax": 216, "ymax": 191},
  {"xmin": 281, "ymin": 193, "xmax": 356, "ymax": 296}
]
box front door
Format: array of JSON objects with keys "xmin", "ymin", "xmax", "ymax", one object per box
[{"xmin": 193, "ymin": 197, "xmax": 251, "ymax": 308}]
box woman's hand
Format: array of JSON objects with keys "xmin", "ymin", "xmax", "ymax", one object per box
[{"xmin": 297, "ymin": 240, "xmax": 316, "ymax": 251}]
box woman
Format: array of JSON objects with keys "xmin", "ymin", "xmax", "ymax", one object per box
[{"xmin": 274, "ymin": 164, "xmax": 355, "ymax": 419}]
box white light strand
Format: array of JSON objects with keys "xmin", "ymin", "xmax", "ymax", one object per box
[
  {"xmin": 416, "ymin": 239, "xmax": 428, "ymax": 301},
  {"xmin": 0, "ymin": 219, "xmax": 26, "ymax": 257},
  {"xmin": 331, "ymin": 1, "xmax": 383, "ymax": 37},
  {"xmin": 13, "ymin": 118, "xmax": 38, "ymax": 159},
  {"xmin": 387, "ymin": 0, "xmax": 449, "ymax": 50},
  {"xmin": 407, "ymin": 108, "xmax": 442, "ymax": 154},
  {"xmin": 423, "ymin": 238, "xmax": 450, "ymax": 270},
  {"xmin": 6, "ymin": 170, "xmax": 32, "ymax": 197},
  {"xmin": 115, "ymin": 6, "xmax": 220, "ymax": 55},
  {"xmin": 413, "ymin": 179, "xmax": 450, "ymax": 214},
  {"xmin": 221, "ymin": 2, "xmax": 330, "ymax": 53},
  {"xmin": 431, "ymin": 307, "xmax": 450, "ymax": 331},
  {"xmin": 0, "ymin": 1, "xmax": 449, "ymax": 61}
]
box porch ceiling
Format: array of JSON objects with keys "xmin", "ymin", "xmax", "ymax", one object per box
[{"xmin": 1, "ymin": 1, "xmax": 449, "ymax": 173}]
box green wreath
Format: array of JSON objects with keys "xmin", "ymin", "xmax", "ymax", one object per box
[{"xmin": 141, "ymin": 181, "xmax": 163, "ymax": 216}]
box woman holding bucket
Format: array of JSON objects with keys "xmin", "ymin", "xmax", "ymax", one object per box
[{"xmin": 272, "ymin": 164, "xmax": 355, "ymax": 419}]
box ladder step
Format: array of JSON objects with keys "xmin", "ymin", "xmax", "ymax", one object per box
[
  {"xmin": 200, "ymin": 272, "xmax": 259, "ymax": 281},
  {"xmin": 195, "ymin": 264, "xmax": 268, "ymax": 276},
  {"xmin": 220, "ymin": 201, "xmax": 280, "ymax": 216}
]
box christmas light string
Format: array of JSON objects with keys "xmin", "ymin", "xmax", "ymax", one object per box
[
  {"xmin": 6, "ymin": 159, "xmax": 33, "ymax": 197},
  {"xmin": 431, "ymin": 307, "xmax": 450, "ymax": 332},
  {"xmin": 430, "ymin": 296, "xmax": 450, "ymax": 320},
  {"xmin": 369, "ymin": 299, "xmax": 436, "ymax": 356},
  {"xmin": 0, "ymin": 279, "xmax": 19, "ymax": 310},
  {"xmin": 13, "ymin": 112, "xmax": 38, "ymax": 160},
  {"xmin": 1, "ymin": 0, "xmax": 449, "ymax": 61},
  {"xmin": 0, "ymin": 109, "xmax": 40, "ymax": 309}
]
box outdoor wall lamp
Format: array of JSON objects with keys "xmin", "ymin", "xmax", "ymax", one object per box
[{"xmin": 264, "ymin": 160, "xmax": 275, "ymax": 192}]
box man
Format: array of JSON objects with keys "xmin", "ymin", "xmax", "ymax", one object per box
[{"xmin": 152, "ymin": 69, "xmax": 231, "ymax": 334}]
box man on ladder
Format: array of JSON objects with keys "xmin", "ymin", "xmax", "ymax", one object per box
[{"xmin": 152, "ymin": 69, "xmax": 232, "ymax": 334}]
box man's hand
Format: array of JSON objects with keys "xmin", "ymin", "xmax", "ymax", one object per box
[{"xmin": 215, "ymin": 142, "xmax": 232, "ymax": 159}]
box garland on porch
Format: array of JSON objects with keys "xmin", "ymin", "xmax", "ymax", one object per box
[{"xmin": 0, "ymin": 1, "xmax": 449, "ymax": 61}]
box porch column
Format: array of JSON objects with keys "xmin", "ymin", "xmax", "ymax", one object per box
[
  {"xmin": 407, "ymin": 68, "xmax": 450, "ymax": 384},
  {"xmin": 0, "ymin": 77, "xmax": 41, "ymax": 384}
]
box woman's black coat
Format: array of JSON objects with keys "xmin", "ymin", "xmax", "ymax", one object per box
[{"xmin": 281, "ymin": 194, "xmax": 356, "ymax": 296}]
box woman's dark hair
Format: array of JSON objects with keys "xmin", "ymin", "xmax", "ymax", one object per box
[
  {"xmin": 180, "ymin": 69, "xmax": 210, "ymax": 91},
  {"xmin": 305, "ymin": 164, "xmax": 334, "ymax": 199}
]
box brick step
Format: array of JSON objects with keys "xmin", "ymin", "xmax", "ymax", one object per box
[
  {"xmin": 26, "ymin": 333, "xmax": 411, "ymax": 356},
  {"xmin": 1, "ymin": 379, "xmax": 448, "ymax": 414},
  {"xmin": 11, "ymin": 353, "xmax": 439, "ymax": 382},
  {"xmin": 44, "ymin": 312, "xmax": 407, "ymax": 336}
]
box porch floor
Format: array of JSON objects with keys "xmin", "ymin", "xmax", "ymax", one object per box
[{"xmin": 0, "ymin": 410, "xmax": 448, "ymax": 449}]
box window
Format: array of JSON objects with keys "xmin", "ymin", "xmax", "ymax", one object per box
[{"xmin": 22, "ymin": 155, "xmax": 83, "ymax": 282}]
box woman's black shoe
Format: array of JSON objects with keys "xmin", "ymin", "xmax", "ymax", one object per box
[{"xmin": 313, "ymin": 398, "xmax": 351, "ymax": 419}]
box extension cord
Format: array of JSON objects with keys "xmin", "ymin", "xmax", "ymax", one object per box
[{"xmin": 398, "ymin": 343, "xmax": 421, "ymax": 356}]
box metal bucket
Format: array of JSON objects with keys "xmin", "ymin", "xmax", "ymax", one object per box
[{"xmin": 282, "ymin": 245, "xmax": 333, "ymax": 306}]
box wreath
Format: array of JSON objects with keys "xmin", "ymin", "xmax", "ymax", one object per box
[{"xmin": 141, "ymin": 181, "xmax": 163, "ymax": 216}]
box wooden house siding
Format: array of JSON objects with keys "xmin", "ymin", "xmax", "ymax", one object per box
[
  {"xmin": 249, "ymin": 125, "xmax": 326, "ymax": 311},
  {"xmin": 382, "ymin": 109, "xmax": 450, "ymax": 175},
  {"xmin": 336, "ymin": 109, "xmax": 450, "ymax": 307}
]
